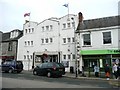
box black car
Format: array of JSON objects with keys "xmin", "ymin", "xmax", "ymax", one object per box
[
  {"xmin": 1, "ymin": 59, "xmax": 23, "ymax": 73},
  {"xmin": 33, "ymin": 62, "xmax": 65, "ymax": 77}
]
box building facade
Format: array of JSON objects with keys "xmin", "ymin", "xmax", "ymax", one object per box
[
  {"xmin": 0, "ymin": 29, "xmax": 23, "ymax": 63},
  {"xmin": 0, "ymin": 31, "xmax": 2, "ymax": 64},
  {"xmin": 17, "ymin": 14, "xmax": 78, "ymax": 71},
  {"xmin": 76, "ymin": 15, "xmax": 120, "ymax": 76}
]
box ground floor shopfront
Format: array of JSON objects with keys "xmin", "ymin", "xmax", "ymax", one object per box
[{"xmin": 80, "ymin": 49, "xmax": 120, "ymax": 77}]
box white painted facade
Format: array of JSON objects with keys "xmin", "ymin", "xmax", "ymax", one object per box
[
  {"xmin": 80, "ymin": 26, "xmax": 119, "ymax": 51},
  {"xmin": 17, "ymin": 14, "xmax": 78, "ymax": 72}
]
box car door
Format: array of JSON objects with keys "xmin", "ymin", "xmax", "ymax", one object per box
[
  {"xmin": 40, "ymin": 63, "xmax": 48, "ymax": 75},
  {"xmin": 2, "ymin": 61, "xmax": 11, "ymax": 71},
  {"xmin": 36, "ymin": 64, "xmax": 42, "ymax": 75}
]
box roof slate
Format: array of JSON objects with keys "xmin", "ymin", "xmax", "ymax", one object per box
[{"xmin": 76, "ymin": 15, "xmax": 120, "ymax": 31}]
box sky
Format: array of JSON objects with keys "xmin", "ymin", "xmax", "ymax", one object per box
[{"xmin": 0, "ymin": 0, "xmax": 119, "ymax": 32}]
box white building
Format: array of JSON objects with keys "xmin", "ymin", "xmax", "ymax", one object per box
[
  {"xmin": 76, "ymin": 15, "xmax": 120, "ymax": 76},
  {"xmin": 17, "ymin": 14, "xmax": 78, "ymax": 72}
]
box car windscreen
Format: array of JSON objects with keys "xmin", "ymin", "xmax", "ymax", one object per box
[{"xmin": 54, "ymin": 63, "xmax": 64, "ymax": 68}]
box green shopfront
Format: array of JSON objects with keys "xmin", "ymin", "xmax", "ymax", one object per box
[{"xmin": 80, "ymin": 49, "xmax": 120, "ymax": 77}]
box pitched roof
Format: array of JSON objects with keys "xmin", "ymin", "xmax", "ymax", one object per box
[
  {"xmin": 76, "ymin": 15, "xmax": 120, "ymax": 31},
  {"xmin": 2, "ymin": 32, "xmax": 10, "ymax": 41},
  {"xmin": 2, "ymin": 31, "xmax": 23, "ymax": 42}
]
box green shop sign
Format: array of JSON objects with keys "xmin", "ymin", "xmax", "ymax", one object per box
[{"xmin": 80, "ymin": 49, "xmax": 120, "ymax": 55}]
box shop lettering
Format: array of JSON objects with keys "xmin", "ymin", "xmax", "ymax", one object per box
[{"xmin": 114, "ymin": 50, "xmax": 120, "ymax": 53}]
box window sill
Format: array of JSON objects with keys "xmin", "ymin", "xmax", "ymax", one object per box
[{"xmin": 82, "ymin": 45, "xmax": 92, "ymax": 47}]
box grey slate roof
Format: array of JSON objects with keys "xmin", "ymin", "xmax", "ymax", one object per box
[
  {"xmin": 2, "ymin": 30, "xmax": 23, "ymax": 42},
  {"xmin": 2, "ymin": 32, "xmax": 10, "ymax": 42},
  {"xmin": 76, "ymin": 15, "xmax": 120, "ymax": 31}
]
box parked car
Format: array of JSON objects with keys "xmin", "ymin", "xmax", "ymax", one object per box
[
  {"xmin": 33, "ymin": 62, "xmax": 65, "ymax": 77},
  {"xmin": 1, "ymin": 59, "xmax": 23, "ymax": 73}
]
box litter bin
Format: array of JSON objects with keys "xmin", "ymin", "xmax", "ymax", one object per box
[{"xmin": 70, "ymin": 66, "xmax": 74, "ymax": 73}]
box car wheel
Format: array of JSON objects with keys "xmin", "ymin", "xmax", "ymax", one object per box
[
  {"xmin": 47, "ymin": 72, "xmax": 51, "ymax": 77},
  {"xmin": 33, "ymin": 70, "xmax": 37, "ymax": 75},
  {"xmin": 8, "ymin": 69, "xmax": 13, "ymax": 73}
]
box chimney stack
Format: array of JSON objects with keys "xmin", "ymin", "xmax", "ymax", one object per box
[{"xmin": 78, "ymin": 12, "xmax": 83, "ymax": 22}]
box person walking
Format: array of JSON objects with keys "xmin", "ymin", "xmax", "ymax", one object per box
[
  {"xmin": 112, "ymin": 63, "xmax": 118, "ymax": 80},
  {"xmin": 94, "ymin": 65, "xmax": 99, "ymax": 77},
  {"xmin": 117, "ymin": 63, "xmax": 120, "ymax": 79},
  {"xmin": 104, "ymin": 64, "xmax": 110, "ymax": 80}
]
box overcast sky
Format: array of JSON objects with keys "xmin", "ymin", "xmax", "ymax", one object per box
[{"xmin": 0, "ymin": 0, "xmax": 119, "ymax": 32}]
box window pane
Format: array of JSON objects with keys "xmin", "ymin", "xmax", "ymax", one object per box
[
  {"xmin": 63, "ymin": 38, "xmax": 66, "ymax": 43},
  {"xmin": 68, "ymin": 55, "xmax": 71, "ymax": 59},
  {"xmin": 72, "ymin": 37, "xmax": 75, "ymax": 42},
  {"xmin": 42, "ymin": 27, "xmax": 44, "ymax": 31},
  {"xmin": 63, "ymin": 55, "xmax": 66, "ymax": 59},
  {"xmin": 83, "ymin": 34, "xmax": 91, "ymax": 45},
  {"xmin": 46, "ymin": 38, "xmax": 48, "ymax": 43},
  {"xmin": 50, "ymin": 38, "xmax": 52, "ymax": 43},
  {"xmin": 25, "ymin": 29, "xmax": 27, "ymax": 33},
  {"xmin": 31, "ymin": 41, "xmax": 33, "ymax": 45},
  {"xmin": 46, "ymin": 26, "xmax": 49, "ymax": 30},
  {"xmin": 63, "ymin": 24, "xmax": 66, "ymax": 28},
  {"xmin": 68, "ymin": 38, "xmax": 71, "ymax": 43},
  {"xmin": 103, "ymin": 32, "xmax": 111, "ymax": 44},
  {"xmin": 32, "ymin": 28, "xmax": 34, "ymax": 32},
  {"xmin": 67, "ymin": 23, "xmax": 70, "ymax": 28},
  {"xmin": 73, "ymin": 54, "xmax": 75, "ymax": 59},
  {"xmin": 41, "ymin": 39, "xmax": 44, "ymax": 43},
  {"xmin": 50, "ymin": 25, "xmax": 53, "ymax": 30}
]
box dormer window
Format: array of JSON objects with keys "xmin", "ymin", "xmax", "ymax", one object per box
[{"xmin": 10, "ymin": 30, "xmax": 19, "ymax": 38}]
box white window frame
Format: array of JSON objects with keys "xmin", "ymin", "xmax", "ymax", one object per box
[{"xmin": 102, "ymin": 31, "xmax": 112, "ymax": 44}]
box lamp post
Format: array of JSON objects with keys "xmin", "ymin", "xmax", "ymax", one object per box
[{"xmin": 71, "ymin": 17, "xmax": 78, "ymax": 77}]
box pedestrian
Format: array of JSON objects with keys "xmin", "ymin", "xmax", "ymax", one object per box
[
  {"xmin": 82, "ymin": 66, "xmax": 86, "ymax": 77},
  {"xmin": 94, "ymin": 65, "xmax": 99, "ymax": 77},
  {"xmin": 117, "ymin": 63, "xmax": 120, "ymax": 79},
  {"xmin": 104, "ymin": 64, "xmax": 110, "ymax": 80},
  {"xmin": 112, "ymin": 63, "xmax": 118, "ymax": 80}
]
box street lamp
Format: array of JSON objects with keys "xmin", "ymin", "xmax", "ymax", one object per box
[{"xmin": 71, "ymin": 17, "xmax": 78, "ymax": 77}]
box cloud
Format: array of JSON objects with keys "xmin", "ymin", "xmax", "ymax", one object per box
[{"xmin": 0, "ymin": 0, "xmax": 119, "ymax": 32}]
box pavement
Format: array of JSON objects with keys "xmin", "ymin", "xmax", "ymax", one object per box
[{"xmin": 63, "ymin": 72, "xmax": 120, "ymax": 87}]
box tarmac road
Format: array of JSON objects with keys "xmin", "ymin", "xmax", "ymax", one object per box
[{"xmin": 0, "ymin": 71, "xmax": 119, "ymax": 88}]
